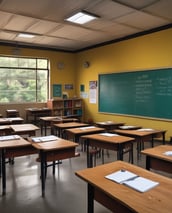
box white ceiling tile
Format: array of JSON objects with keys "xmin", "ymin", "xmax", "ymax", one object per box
[
  {"xmin": 3, "ymin": 14, "xmax": 36, "ymax": 31},
  {"xmin": 101, "ymin": 23, "xmax": 141, "ymax": 37},
  {"xmin": 114, "ymin": 0, "xmax": 159, "ymax": 9},
  {"xmin": 0, "ymin": 11, "xmax": 12, "ymax": 27},
  {"xmin": 88, "ymin": 0, "xmax": 135, "ymax": 19},
  {"xmin": 0, "ymin": 0, "xmax": 51, "ymax": 18},
  {"xmin": 143, "ymin": 0, "xmax": 172, "ymax": 21},
  {"xmin": 0, "ymin": 0, "xmax": 171, "ymax": 51},
  {"xmin": 48, "ymin": 24, "xmax": 93, "ymax": 39},
  {"xmin": 115, "ymin": 11, "xmax": 170, "ymax": 30},
  {"xmin": 26, "ymin": 20, "xmax": 61, "ymax": 34},
  {"xmin": 0, "ymin": 30, "xmax": 16, "ymax": 39}
]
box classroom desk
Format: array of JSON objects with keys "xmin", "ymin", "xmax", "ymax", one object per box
[
  {"xmin": 10, "ymin": 124, "xmax": 39, "ymax": 136},
  {"xmin": 31, "ymin": 137, "xmax": 78, "ymax": 197},
  {"xmin": 0, "ymin": 125, "xmax": 12, "ymax": 135},
  {"xmin": 81, "ymin": 133, "xmax": 135, "ymax": 167},
  {"xmin": 141, "ymin": 145, "xmax": 172, "ymax": 174},
  {"xmin": 26, "ymin": 107, "xmax": 52, "ymax": 124},
  {"xmin": 0, "ymin": 136, "xmax": 37, "ymax": 195},
  {"xmin": 53, "ymin": 122, "xmax": 89, "ymax": 138},
  {"xmin": 65, "ymin": 126, "xmax": 105, "ymax": 143},
  {"xmin": 75, "ymin": 160, "xmax": 172, "ymax": 213},
  {"xmin": 114, "ymin": 129, "xmax": 166, "ymax": 159},
  {"xmin": 39, "ymin": 116, "xmax": 79, "ymax": 136},
  {"xmin": 0, "ymin": 117, "xmax": 24, "ymax": 125},
  {"xmin": 0, "ymin": 118, "xmax": 11, "ymax": 125},
  {"xmin": 6, "ymin": 117, "xmax": 24, "ymax": 124},
  {"xmin": 95, "ymin": 121, "xmax": 125, "ymax": 131}
]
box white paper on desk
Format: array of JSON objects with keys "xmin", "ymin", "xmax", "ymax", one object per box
[
  {"xmin": 0, "ymin": 135, "xmax": 20, "ymax": 141},
  {"xmin": 123, "ymin": 176, "xmax": 159, "ymax": 193},
  {"xmin": 79, "ymin": 126, "xmax": 95, "ymax": 130},
  {"xmin": 99, "ymin": 133, "xmax": 118, "ymax": 137},
  {"xmin": 105, "ymin": 170, "xmax": 138, "ymax": 184},
  {"xmin": 137, "ymin": 128, "xmax": 154, "ymax": 131},
  {"xmin": 119, "ymin": 126, "xmax": 135, "ymax": 129},
  {"xmin": 32, "ymin": 135, "xmax": 58, "ymax": 142},
  {"xmin": 164, "ymin": 151, "xmax": 172, "ymax": 156}
]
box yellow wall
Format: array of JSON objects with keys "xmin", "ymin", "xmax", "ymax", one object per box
[
  {"xmin": 76, "ymin": 28, "xmax": 172, "ymax": 141},
  {"xmin": 0, "ymin": 45, "xmax": 76, "ymax": 117},
  {"xmin": 1, "ymin": 28, "xmax": 172, "ymax": 140}
]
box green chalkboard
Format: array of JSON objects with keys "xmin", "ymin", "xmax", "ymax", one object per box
[{"xmin": 98, "ymin": 68, "xmax": 172, "ymax": 120}]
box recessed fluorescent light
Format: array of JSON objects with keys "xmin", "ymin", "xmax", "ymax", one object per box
[
  {"xmin": 18, "ymin": 33, "xmax": 36, "ymax": 38},
  {"xmin": 65, "ymin": 11, "xmax": 99, "ymax": 24}
]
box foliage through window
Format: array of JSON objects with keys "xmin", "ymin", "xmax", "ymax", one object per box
[{"xmin": 0, "ymin": 56, "xmax": 49, "ymax": 103}]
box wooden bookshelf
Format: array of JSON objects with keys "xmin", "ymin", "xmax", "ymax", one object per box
[{"xmin": 47, "ymin": 98, "xmax": 83, "ymax": 120}]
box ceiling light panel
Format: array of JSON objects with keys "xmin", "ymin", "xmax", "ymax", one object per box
[
  {"xmin": 17, "ymin": 33, "xmax": 36, "ymax": 38},
  {"xmin": 65, "ymin": 11, "xmax": 98, "ymax": 24}
]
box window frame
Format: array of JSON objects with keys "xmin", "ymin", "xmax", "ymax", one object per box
[{"xmin": 0, "ymin": 56, "xmax": 50, "ymax": 103}]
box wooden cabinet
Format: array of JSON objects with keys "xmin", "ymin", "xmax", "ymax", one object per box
[{"xmin": 47, "ymin": 98, "xmax": 83, "ymax": 120}]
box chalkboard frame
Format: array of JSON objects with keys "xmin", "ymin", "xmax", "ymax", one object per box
[{"xmin": 98, "ymin": 67, "xmax": 172, "ymax": 120}]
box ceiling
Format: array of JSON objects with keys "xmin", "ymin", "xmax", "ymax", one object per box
[{"xmin": 0, "ymin": 0, "xmax": 172, "ymax": 52}]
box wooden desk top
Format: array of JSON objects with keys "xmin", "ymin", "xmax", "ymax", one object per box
[
  {"xmin": 0, "ymin": 125, "xmax": 11, "ymax": 130},
  {"xmin": 31, "ymin": 137, "xmax": 78, "ymax": 151},
  {"xmin": 10, "ymin": 124, "xmax": 40, "ymax": 132},
  {"xmin": 0, "ymin": 136, "xmax": 31, "ymax": 148},
  {"xmin": 39, "ymin": 116, "xmax": 61, "ymax": 121},
  {"xmin": 26, "ymin": 108, "xmax": 51, "ymax": 112},
  {"xmin": 0, "ymin": 118, "xmax": 11, "ymax": 125},
  {"xmin": 65, "ymin": 126, "xmax": 105, "ymax": 135},
  {"xmin": 0, "ymin": 117, "xmax": 24, "ymax": 125},
  {"xmin": 114, "ymin": 128, "xmax": 166, "ymax": 137},
  {"xmin": 141, "ymin": 145, "xmax": 172, "ymax": 162},
  {"xmin": 54, "ymin": 122, "xmax": 89, "ymax": 129},
  {"xmin": 81, "ymin": 133, "xmax": 135, "ymax": 144},
  {"xmin": 39, "ymin": 116, "xmax": 78, "ymax": 122},
  {"xmin": 75, "ymin": 160, "xmax": 172, "ymax": 213}
]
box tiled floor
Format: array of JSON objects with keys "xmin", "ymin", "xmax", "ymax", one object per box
[{"xmin": 0, "ymin": 130, "xmax": 170, "ymax": 213}]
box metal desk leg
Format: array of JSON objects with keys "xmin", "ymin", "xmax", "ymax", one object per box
[
  {"xmin": 130, "ymin": 143, "xmax": 134, "ymax": 164},
  {"xmin": 86, "ymin": 140, "xmax": 92, "ymax": 168},
  {"xmin": 117, "ymin": 144, "xmax": 123, "ymax": 161},
  {"xmin": 0, "ymin": 150, "xmax": 1, "ymax": 178},
  {"xmin": 2, "ymin": 149, "xmax": 6, "ymax": 195},
  {"xmin": 88, "ymin": 184, "xmax": 94, "ymax": 213},
  {"xmin": 40, "ymin": 150, "xmax": 46, "ymax": 197},
  {"xmin": 145, "ymin": 156, "xmax": 151, "ymax": 170}
]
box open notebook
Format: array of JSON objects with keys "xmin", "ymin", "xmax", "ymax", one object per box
[{"xmin": 105, "ymin": 170, "xmax": 159, "ymax": 193}]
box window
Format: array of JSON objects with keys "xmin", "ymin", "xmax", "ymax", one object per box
[{"xmin": 0, "ymin": 56, "xmax": 49, "ymax": 103}]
